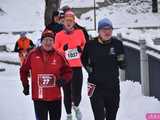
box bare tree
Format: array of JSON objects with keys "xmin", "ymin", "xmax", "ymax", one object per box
[
  {"xmin": 44, "ymin": 0, "xmax": 61, "ymax": 26},
  {"xmin": 152, "ymin": 0, "xmax": 158, "ymax": 13}
]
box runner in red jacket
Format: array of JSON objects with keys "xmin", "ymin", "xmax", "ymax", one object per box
[
  {"xmin": 54, "ymin": 10, "xmax": 86, "ymax": 120},
  {"xmin": 20, "ymin": 30, "xmax": 72, "ymax": 120}
]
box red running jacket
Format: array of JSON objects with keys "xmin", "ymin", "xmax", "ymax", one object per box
[
  {"xmin": 54, "ymin": 29, "xmax": 86, "ymax": 67},
  {"xmin": 20, "ymin": 47, "xmax": 72, "ymax": 101}
]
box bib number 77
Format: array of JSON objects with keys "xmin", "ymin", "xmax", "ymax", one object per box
[{"xmin": 38, "ymin": 74, "xmax": 56, "ymax": 88}]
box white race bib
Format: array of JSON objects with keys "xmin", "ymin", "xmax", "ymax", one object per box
[
  {"xmin": 38, "ymin": 74, "xmax": 56, "ymax": 88},
  {"xmin": 65, "ymin": 48, "xmax": 80, "ymax": 60}
]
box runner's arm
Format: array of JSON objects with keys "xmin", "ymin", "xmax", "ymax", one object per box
[
  {"xmin": 29, "ymin": 40, "xmax": 35, "ymax": 48},
  {"xmin": 81, "ymin": 43, "xmax": 92, "ymax": 74},
  {"xmin": 20, "ymin": 54, "xmax": 31, "ymax": 87},
  {"xmin": 14, "ymin": 42, "xmax": 19, "ymax": 52}
]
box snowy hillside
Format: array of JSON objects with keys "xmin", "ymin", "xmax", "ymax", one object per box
[
  {"xmin": 0, "ymin": 0, "xmax": 160, "ymax": 32},
  {"xmin": 80, "ymin": 0, "xmax": 160, "ymax": 52},
  {"xmin": 81, "ymin": 0, "xmax": 160, "ymax": 29},
  {"xmin": 61, "ymin": 0, "xmax": 104, "ymax": 8},
  {"xmin": 0, "ymin": 0, "xmax": 160, "ymax": 56},
  {"xmin": 0, "ymin": 0, "xmax": 45, "ymax": 32},
  {"xmin": 0, "ymin": 0, "xmax": 104, "ymax": 32},
  {"xmin": 0, "ymin": 0, "xmax": 160, "ymax": 60}
]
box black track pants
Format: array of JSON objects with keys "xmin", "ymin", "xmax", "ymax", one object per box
[
  {"xmin": 63, "ymin": 67, "xmax": 83, "ymax": 114},
  {"xmin": 34, "ymin": 100, "xmax": 61, "ymax": 120},
  {"xmin": 90, "ymin": 88, "xmax": 120, "ymax": 120}
]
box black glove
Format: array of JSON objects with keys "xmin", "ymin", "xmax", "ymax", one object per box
[
  {"xmin": 23, "ymin": 85, "xmax": 29, "ymax": 96},
  {"xmin": 88, "ymin": 74, "xmax": 95, "ymax": 84},
  {"xmin": 63, "ymin": 44, "xmax": 68, "ymax": 51},
  {"xmin": 77, "ymin": 46, "xmax": 82, "ymax": 53},
  {"xmin": 117, "ymin": 54, "xmax": 126, "ymax": 70},
  {"xmin": 56, "ymin": 79, "xmax": 66, "ymax": 87},
  {"xmin": 86, "ymin": 66, "xmax": 93, "ymax": 74}
]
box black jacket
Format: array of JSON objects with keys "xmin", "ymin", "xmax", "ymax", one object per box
[
  {"xmin": 81, "ymin": 37, "xmax": 126, "ymax": 89},
  {"xmin": 46, "ymin": 22, "xmax": 63, "ymax": 34}
]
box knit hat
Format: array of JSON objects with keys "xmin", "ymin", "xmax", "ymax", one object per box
[
  {"xmin": 41, "ymin": 30, "xmax": 55, "ymax": 42},
  {"xmin": 98, "ymin": 18, "xmax": 113, "ymax": 30},
  {"xmin": 20, "ymin": 32, "xmax": 26, "ymax": 37},
  {"xmin": 64, "ymin": 10, "xmax": 75, "ymax": 21}
]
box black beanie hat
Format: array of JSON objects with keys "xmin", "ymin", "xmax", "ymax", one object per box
[{"xmin": 62, "ymin": 5, "xmax": 72, "ymax": 13}]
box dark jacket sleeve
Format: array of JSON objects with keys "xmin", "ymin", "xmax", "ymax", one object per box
[
  {"xmin": 81, "ymin": 27, "xmax": 90, "ymax": 42},
  {"xmin": 29, "ymin": 40, "xmax": 35, "ymax": 49},
  {"xmin": 45, "ymin": 23, "xmax": 63, "ymax": 33},
  {"xmin": 116, "ymin": 40, "xmax": 126, "ymax": 70},
  {"xmin": 20, "ymin": 53, "xmax": 31, "ymax": 87},
  {"xmin": 14, "ymin": 41, "xmax": 19, "ymax": 52},
  {"xmin": 81, "ymin": 42, "xmax": 93, "ymax": 74}
]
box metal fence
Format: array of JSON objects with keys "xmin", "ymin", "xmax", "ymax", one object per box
[
  {"xmin": 119, "ymin": 34, "xmax": 160, "ymax": 100},
  {"xmin": 148, "ymin": 55, "xmax": 160, "ymax": 100},
  {"xmin": 124, "ymin": 46, "xmax": 141, "ymax": 82}
]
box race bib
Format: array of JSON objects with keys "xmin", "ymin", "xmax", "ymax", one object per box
[
  {"xmin": 38, "ymin": 74, "xmax": 56, "ymax": 88},
  {"xmin": 65, "ymin": 48, "xmax": 80, "ymax": 60}
]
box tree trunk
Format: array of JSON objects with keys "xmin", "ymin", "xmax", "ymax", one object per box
[
  {"xmin": 152, "ymin": 0, "xmax": 158, "ymax": 13},
  {"xmin": 44, "ymin": 0, "xmax": 61, "ymax": 27}
]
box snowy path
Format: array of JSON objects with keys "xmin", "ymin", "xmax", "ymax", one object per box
[{"xmin": 0, "ymin": 63, "xmax": 160, "ymax": 120}]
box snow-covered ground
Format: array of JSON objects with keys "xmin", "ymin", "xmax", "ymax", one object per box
[
  {"xmin": 0, "ymin": 0, "xmax": 45, "ymax": 32},
  {"xmin": 0, "ymin": 63, "xmax": 160, "ymax": 120}
]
